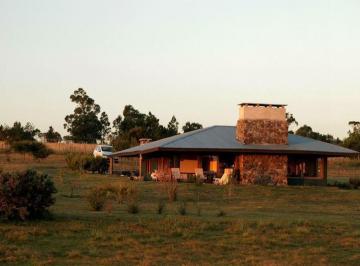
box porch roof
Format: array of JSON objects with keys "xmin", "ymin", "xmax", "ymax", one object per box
[{"xmin": 110, "ymin": 126, "xmax": 358, "ymax": 157}]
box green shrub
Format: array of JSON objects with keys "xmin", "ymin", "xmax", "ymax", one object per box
[
  {"xmin": 157, "ymin": 201, "xmax": 166, "ymax": 215},
  {"xmin": 65, "ymin": 153, "xmax": 109, "ymax": 174},
  {"xmin": 164, "ymin": 181, "xmax": 178, "ymax": 202},
  {"xmin": 0, "ymin": 169, "xmax": 57, "ymax": 220},
  {"xmin": 85, "ymin": 157, "xmax": 109, "ymax": 174},
  {"xmin": 216, "ymin": 210, "xmax": 226, "ymax": 217},
  {"xmin": 254, "ymin": 175, "xmax": 273, "ymax": 186},
  {"xmin": 332, "ymin": 181, "xmax": 352, "ymax": 190},
  {"xmin": 11, "ymin": 141, "xmax": 53, "ymax": 159},
  {"xmin": 349, "ymin": 178, "xmax": 360, "ymax": 189},
  {"xmin": 87, "ymin": 182, "xmax": 139, "ymax": 212},
  {"xmin": 177, "ymin": 201, "xmax": 187, "ymax": 216},
  {"xmin": 127, "ymin": 202, "xmax": 140, "ymax": 214},
  {"xmin": 87, "ymin": 187, "xmax": 107, "ymax": 211}
]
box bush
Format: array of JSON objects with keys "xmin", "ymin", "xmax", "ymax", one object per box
[
  {"xmin": 87, "ymin": 183, "xmax": 139, "ymax": 212},
  {"xmin": 157, "ymin": 201, "xmax": 166, "ymax": 215},
  {"xmin": 332, "ymin": 181, "xmax": 352, "ymax": 190},
  {"xmin": 0, "ymin": 169, "xmax": 57, "ymax": 220},
  {"xmin": 85, "ymin": 157, "xmax": 109, "ymax": 174},
  {"xmin": 349, "ymin": 178, "xmax": 360, "ymax": 189},
  {"xmin": 11, "ymin": 141, "xmax": 53, "ymax": 159},
  {"xmin": 177, "ymin": 201, "xmax": 187, "ymax": 216},
  {"xmin": 65, "ymin": 153, "xmax": 109, "ymax": 174},
  {"xmin": 164, "ymin": 180, "xmax": 178, "ymax": 202},
  {"xmin": 87, "ymin": 187, "xmax": 108, "ymax": 211},
  {"xmin": 216, "ymin": 210, "xmax": 226, "ymax": 217},
  {"xmin": 127, "ymin": 202, "xmax": 140, "ymax": 214},
  {"xmin": 254, "ymin": 175, "xmax": 273, "ymax": 186}
]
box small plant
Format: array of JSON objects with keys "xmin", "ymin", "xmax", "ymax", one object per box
[
  {"xmin": 157, "ymin": 201, "xmax": 166, "ymax": 215},
  {"xmin": 254, "ymin": 175, "xmax": 273, "ymax": 186},
  {"xmin": 217, "ymin": 210, "xmax": 226, "ymax": 217},
  {"xmin": 349, "ymin": 178, "xmax": 360, "ymax": 189},
  {"xmin": 164, "ymin": 180, "xmax": 178, "ymax": 202},
  {"xmin": 127, "ymin": 201, "xmax": 139, "ymax": 214},
  {"xmin": 196, "ymin": 203, "xmax": 202, "ymax": 216},
  {"xmin": 0, "ymin": 169, "xmax": 57, "ymax": 220},
  {"xmin": 177, "ymin": 201, "xmax": 187, "ymax": 216},
  {"xmin": 87, "ymin": 187, "xmax": 107, "ymax": 211}
]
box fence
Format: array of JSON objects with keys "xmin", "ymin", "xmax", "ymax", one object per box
[
  {"xmin": 328, "ymin": 157, "xmax": 360, "ymax": 179},
  {"xmin": 0, "ymin": 141, "xmax": 96, "ymax": 154}
]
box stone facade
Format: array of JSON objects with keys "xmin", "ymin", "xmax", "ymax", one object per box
[
  {"xmin": 236, "ymin": 119, "xmax": 288, "ymax": 145},
  {"xmin": 239, "ymin": 154, "xmax": 288, "ymax": 185}
]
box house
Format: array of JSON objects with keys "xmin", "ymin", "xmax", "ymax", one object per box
[{"xmin": 109, "ymin": 103, "xmax": 358, "ymax": 185}]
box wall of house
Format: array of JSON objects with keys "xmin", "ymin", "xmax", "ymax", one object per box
[{"xmin": 238, "ymin": 154, "xmax": 288, "ymax": 185}]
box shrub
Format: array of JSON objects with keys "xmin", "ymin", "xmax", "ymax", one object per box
[
  {"xmin": 349, "ymin": 178, "xmax": 360, "ymax": 189},
  {"xmin": 177, "ymin": 201, "xmax": 187, "ymax": 216},
  {"xmin": 157, "ymin": 201, "xmax": 166, "ymax": 215},
  {"xmin": 217, "ymin": 210, "xmax": 226, "ymax": 217},
  {"xmin": 254, "ymin": 175, "xmax": 273, "ymax": 186},
  {"xmin": 164, "ymin": 180, "xmax": 178, "ymax": 202},
  {"xmin": 87, "ymin": 187, "xmax": 107, "ymax": 211},
  {"xmin": 87, "ymin": 183, "xmax": 138, "ymax": 212},
  {"xmin": 332, "ymin": 181, "xmax": 352, "ymax": 190},
  {"xmin": 11, "ymin": 141, "xmax": 53, "ymax": 159},
  {"xmin": 65, "ymin": 153, "xmax": 109, "ymax": 174},
  {"xmin": 127, "ymin": 202, "xmax": 140, "ymax": 214},
  {"xmin": 0, "ymin": 169, "xmax": 57, "ymax": 220},
  {"xmin": 103, "ymin": 182, "xmax": 136, "ymax": 204},
  {"xmin": 85, "ymin": 157, "xmax": 109, "ymax": 174}
]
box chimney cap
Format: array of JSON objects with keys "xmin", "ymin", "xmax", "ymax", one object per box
[{"xmin": 239, "ymin": 103, "xmax": 287, "ymax": 108}]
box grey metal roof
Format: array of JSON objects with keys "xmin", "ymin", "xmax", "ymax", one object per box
[{"xmin": 111, "ymin": 126, "xmax": 358, "ymax": 157}]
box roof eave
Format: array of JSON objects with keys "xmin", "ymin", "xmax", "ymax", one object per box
[{"xmin": 110, "ymin": 146, "xmax": 358, "ymax": 157}]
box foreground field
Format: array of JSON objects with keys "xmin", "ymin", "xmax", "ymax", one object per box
[{"xmin": 1, "ymin": 155, "xmax": 360, "ymax": 265}]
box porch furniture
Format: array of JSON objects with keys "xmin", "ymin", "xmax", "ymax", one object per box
[
  {"xmin": 195, "ymin": 168, "xmax": 207, "ymax": 180},
  {"xmin": 214, "ymin": 168, "xmax": 233, "ymax": 185},
  {"xmin": 171, "ymin": 168, "xmax": 187, "ymax": 181}
]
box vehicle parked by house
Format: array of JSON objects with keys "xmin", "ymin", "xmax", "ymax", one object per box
[{"xmin": 93, "ymin": 145, "xmax": 113, "ymax": 158}]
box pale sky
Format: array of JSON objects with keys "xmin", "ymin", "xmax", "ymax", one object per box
[{"xmin": 0, "ymin": 0, "xmax": 359, "ymax": 138}]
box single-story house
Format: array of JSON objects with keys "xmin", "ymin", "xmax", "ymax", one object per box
[{"xmin": 109, "ymin": 103, "xmax": 358, "ymax": 185}]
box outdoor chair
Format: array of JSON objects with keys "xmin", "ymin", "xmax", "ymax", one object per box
[
  {"xmin": 195, "ymin": 168, "xmax": 207, "ymax": 180},
  {"xmin": 214, "ymin": 168, "xmax": 233, "ymax": 185}
]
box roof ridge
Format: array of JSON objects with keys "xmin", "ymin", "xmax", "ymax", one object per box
[{"xmin": 161, "ymin": 126, "xmax": 217, "ymax": 148}]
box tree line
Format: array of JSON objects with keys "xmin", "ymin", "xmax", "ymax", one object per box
[{"xmin": 0, "ymin": 88, "xmax": 359, "ymax": 152}]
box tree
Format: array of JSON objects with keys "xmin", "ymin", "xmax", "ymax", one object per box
[
  {"xmin": 0, "ymin": 122, "xmax": 39, "ymax": 143},
  {"xmin": 166, "ymin": 116, "xmax": 179, "ymax": 137},
  {"xmin": 286, "ymin": 113, "xmax": 298, "ymax": 127},
  {"xmin": 44, "ymin": 126, "xmax": 62, "ymax": 143},
  {"xmin": 295, "ymin": 125, "xmax": 341, "ymax": 144},
  {"xmin": 64, "ymin": 88, "xmax": 104, "ymax": 143},
  {"xmin": 100, "ymin": 112, "xmax": 111, "ymax": 143},
  {"xmin": 182, "ymin": 122, "xmax": 203, "ymax": 133},
  {"xmin": 343, "ymin": 121, "xmax": 360, "ymax": 152},
  {"xmin": 111, "ymin": 106, "xmax": 181, "ymax": 151}
]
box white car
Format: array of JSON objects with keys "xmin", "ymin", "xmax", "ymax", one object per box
[{"xmin": 93, "ymin": 145, "xmax": 113, "ymax": 158}]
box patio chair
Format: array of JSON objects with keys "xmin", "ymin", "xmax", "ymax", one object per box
[
  {"xmin": 195, "ymin": 168, "xmax": 207, "ymax": 180},
  {"xmin": 170, "ymin": 168, "xmax": 188, "ymax": 181},
  {"xmin": 214, "ymin": 168, "xmax": 233, "ymax": 185}
]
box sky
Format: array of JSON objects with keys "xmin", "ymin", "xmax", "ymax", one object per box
[{"xmin": 0, "ymin": 0, "xmax": 359, "ymax": 139}]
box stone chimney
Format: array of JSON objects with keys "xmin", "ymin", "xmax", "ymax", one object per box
[
  {"xmin": 139, "ymin": 138, "xmax": 152, "ymax": 145},
  {"xmin": 236, "ymin": 103, "xmax": 288, "ymax": 145}
]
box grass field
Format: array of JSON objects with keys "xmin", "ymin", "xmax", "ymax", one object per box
[{"xmin": 1, "ymin": 154, "xmax": 360, "ymax": 265}]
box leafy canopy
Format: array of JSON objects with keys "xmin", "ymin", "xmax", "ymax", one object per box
[{"xmin": 64, "ymin": 88, "xmax": 110, "ymax": 143}]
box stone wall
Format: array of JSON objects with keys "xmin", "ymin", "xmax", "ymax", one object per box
[
  {"xmin": 239, "ymin": 154, "xmax": 288, "ymax": 185},
  {"xmin": 236, "ymin": 119, "xmax": 288, "ymax": 145}
]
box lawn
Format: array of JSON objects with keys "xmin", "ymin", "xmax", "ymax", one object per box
[{"xmin": 0, "ymin": 154, "xmax": 360, "ymax": 265}]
